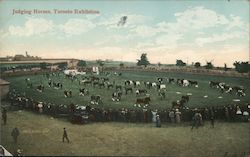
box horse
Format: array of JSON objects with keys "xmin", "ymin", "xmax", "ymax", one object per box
[
  {"xmin": 189, "ymin": 80, "xmax": 198, "ymax": 87},
  {"xmin": 37, "ymin": 85, "xmax": 44, "ymax": 92},
  {"xmin": 115, "ymin": 85, "xmax": 122, "ymax": 91},
  {"xmin": 90, "ymin": 95, "xmax": 101, "ymax": 105},
  {"xmin": 64, "ymin": 90, "xmax": 72, "ymax": 98},
  {"xmin": 167, "ymin": 78, "xmax": 175, "ymax": 84},
  {"xmin": 181, "ymin": 95, "xmax": 189, "ymax": 103},
  {"xmin": 144, "ymin": 81, "xmax": 152, "ymax": 89},
  {"xmin": 125, "ymin": 87, "xmax": 133, "ymax": 94},
  {"xmin": 79, "ymin": 88, "xmax": 89, "ymax": 96},
  {"xmin": 98, "ymin": 82, "xmax": 105, "ymax": 89},
  {"xmin": 209, "ymin": 81, "xmax": 220, "ymax": 88},
  {"xmin": 157, "ymin": 84, "xmax": 166, "ymax": 90},
  {"xmin": 136, "ymin": 89, "xmax": 147, "ymax": 95},
  {"xmin": 136, "ymin": 96, "xmax": 151, "ymax": 105},
  {"xmin": 158, "ymin": 90, "xmax": 166, "ymax": 100},
  {"xmin": 112, "ymin": 91, "xmax": 122, "ymax": 101}
]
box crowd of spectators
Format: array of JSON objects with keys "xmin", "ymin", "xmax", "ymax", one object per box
[{"xmin": 6, "ymin": 89, "xmax": 250, "ymax": 126}]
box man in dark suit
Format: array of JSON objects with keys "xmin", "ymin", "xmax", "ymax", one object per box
[
  {"xmin": 62, "ymin": 128, "xmax": 70, "ymax": 143},
  {"xmin": 2, "ymin": 108, "xmax": 7, "ymax": 125},
  {"xmin": 11, "ymin": 127, "xmax": 20, "ymax": 143}
]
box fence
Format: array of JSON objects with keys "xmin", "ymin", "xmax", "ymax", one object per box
[
  {"xmin": 105, "ymin": 66, "xmax": 250, "ymax": 78},
  {"xmin": 1, "ymin": 66, "xmax": 249, "ymax": 78},
  {"xmin": 0, "ymin": 69, "xmax": 58, "ymax": 78}
]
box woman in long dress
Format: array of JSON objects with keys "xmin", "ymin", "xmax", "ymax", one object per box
[
  {"xmin": 151, "ymin": 110, "xmax": 157, "ymax": 123},
  {"xmin": 156, "ymin": 115, "xmax": 161, "ymax": 127},
  {"xmin": 175, "ymin": 109, "xmax": 181, "ymax": 123}
]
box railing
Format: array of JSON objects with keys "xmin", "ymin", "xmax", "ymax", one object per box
[
  {"xmin": 1, "ymin": 65, "xmax": 249, "ymax": 78},
  {"xmin": 104, "ymin": 66, "xmax": 250, "ymax": 78}
]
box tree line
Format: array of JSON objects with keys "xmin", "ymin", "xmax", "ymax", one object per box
[
  {"xmin": 136, "ymin": 53, "xmax": 250, "ymax": 73},
  {"xmin": 1, "ymin": 54, "xmax": 249, "ymax": 74}
]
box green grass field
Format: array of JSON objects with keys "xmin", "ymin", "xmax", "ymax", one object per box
[
  {"xmin": 1, "ymin": 108, "xmax": 249, "ymax": 156},
  {"xmin": 5, "ymin": 70, "xmax": 250, "ymax": 110}
]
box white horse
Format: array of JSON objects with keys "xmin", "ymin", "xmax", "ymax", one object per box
[{"xmin": 182, "ymin": 80, "xmax": 189, "ymax": 87}]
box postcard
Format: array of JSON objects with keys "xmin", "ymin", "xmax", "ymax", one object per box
[{"xmin": 0, "ymin": 0, "xmax": 249, "ymax": 156}]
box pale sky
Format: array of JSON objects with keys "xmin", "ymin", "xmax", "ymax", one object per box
[{"xmin": 0, "ymin": 0, "xmax": 249, "ymax": 67}]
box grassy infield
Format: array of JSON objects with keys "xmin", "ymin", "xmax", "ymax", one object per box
[
  {"xmin": 5, "ymin": 70, "xmax": 250, "ymax": 109},
  {"xmin": 1, "ymin": 70, "xmax": 250, "ymax": 156}
]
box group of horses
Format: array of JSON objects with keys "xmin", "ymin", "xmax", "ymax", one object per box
[
  {"xmin": 24, "ymin": 71, "xmax": 247, "ymax": 112},
  {"xmin": 209, "ymin": 81, "xmax": 246, "ymax": 97},
  {"xmin": 29, "ymin": 74, "xmax": 198, "ymax": 109}
]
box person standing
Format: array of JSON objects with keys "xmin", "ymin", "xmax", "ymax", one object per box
[
  {"xmin": 143, "ymin": 108, "xmax": 148, "ymax": 123},
  {"xmin": 191, "ymin": 112, "xmax": 200, "ymax": 130},
  {"xmin": 242, "ymin": 110, "xmax": 249, "ymax": 122},
  {"xmin": 204, "ymin": 108, "xmax": 209, "ymax": 121},
  {"xmin": 2, "ymin": 108, "xmax": 7, "ymax": 125},
  {"xmin": 156, "ymin": 115, "xmax": 161, "ymax": 128},
  {"xmin": 236, "ymin": 106, "xmax": 242, "ymax": 122},
  {"xmin": 169, "ymin": 110, "xmax": 175, "ymax": 123},
  {"xmin": 224, "ymin": 106, "xmax": 230, "ymax": 122},
  {"xmin": 37, "ymin": 102, "xmax": 43, "ymax": 114},
  {"xmin": 11, "ymin": 127, "xmax": 20, "ymax": 144},
  {"xmin": 198, "ymin": 113, "xmax": 203, "ymax": 126},
  {"xmin": 175, "ymin": 109, "xmax": 181, "ymax": 123},
  {"xmin": 210, "ymin": 115, "xmax": 215, "ymax": 128},
  {"xmin": 151, "ymin": 110, "xmax": 157, "ymax": 123},
  {"xmin": 62, "ymin": 128, "xmax": 70, "ymax": 143}
]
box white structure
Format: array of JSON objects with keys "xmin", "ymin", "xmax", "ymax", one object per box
[
  {"xmin": 0, "ymin": 145, "xmax": 13, "ymax": 156},
  {"xmin": 64, "ymin": 69, "xmax": 86, "ymax": 76},
  {"xmin": 92, "ymin": 66, "xmax": 99, "ymax": 75}
]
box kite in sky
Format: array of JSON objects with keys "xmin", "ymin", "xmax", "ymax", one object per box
[{"xmin": 117, "ymin": 16, "xmax": 127, "ymax": 26}]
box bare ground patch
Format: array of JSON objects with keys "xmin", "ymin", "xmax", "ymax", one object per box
[{"xmin": 1, "ymin": 110, "xmax": 249, "ymax": 157}]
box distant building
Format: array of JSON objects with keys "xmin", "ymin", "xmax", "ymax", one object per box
[
  {"xmin": 13, "ymin": 54, "xmax": 41, "ymax": 61},
  {"xmin": 0, "ymin": 56, "xmax": 13, "ymax": 61},
  {"xmin": 13, "ymin": 52, "xmax": 41, "ymax": 61},
  {"xmin": 0, "ymin": 79, "xmax": 10, "ymax": 100},
  {"xmin": 13, "ymin": 54, "xmax": 26, "ymax": 61}
]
